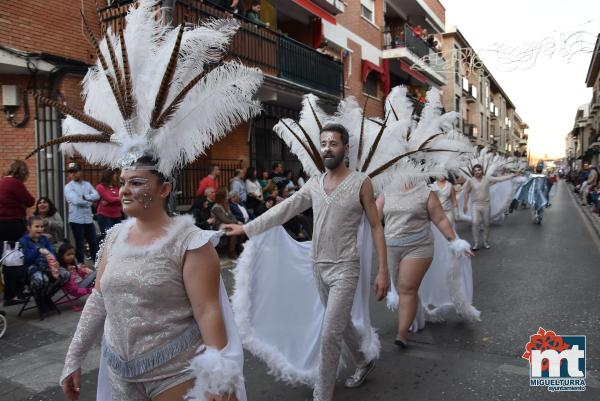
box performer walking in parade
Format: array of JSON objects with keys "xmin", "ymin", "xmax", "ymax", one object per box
[
  {"xmin": 463, "ymin": 164, "xmax": 515, "ymax": 250},
  {"xmin": 513, "ymin": 162, "xmax": 549, "ymax": 224},
  {"xmin": 26, "ymin": 2, "xmax": 262, "ymax": 400},
  {"xmin": 225, "ymin": 123, "xmax": 390, "ymax": 401}
]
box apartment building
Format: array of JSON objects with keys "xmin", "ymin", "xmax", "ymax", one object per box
[{"xmin": 440, "ymin": 26, "xmax": 527, "ymax": 159}]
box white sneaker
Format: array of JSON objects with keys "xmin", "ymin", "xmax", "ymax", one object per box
[{"xmin": 344, "ymin": 360, "xmax": 376, "ymax": 388}]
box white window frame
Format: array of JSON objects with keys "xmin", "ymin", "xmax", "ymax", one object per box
[{"xmin": 360, "ymin": 0, "xmax": 375, "ymax": 24}]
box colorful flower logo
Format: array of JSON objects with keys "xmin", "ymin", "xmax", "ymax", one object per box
[{"xmin": 522, "ymin": 327, "xmax": 570, "ymax": 372}]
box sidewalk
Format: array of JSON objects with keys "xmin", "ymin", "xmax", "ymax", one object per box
[
  {"xmin": 566, "ymin": 181, "xmax": 600, "ymax": 238},
  {"xmin": 0, "ymin": 257, "xmax": 238, "ymax": 401}
]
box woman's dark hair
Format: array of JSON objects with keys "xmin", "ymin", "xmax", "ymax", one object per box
[
  {"xmin": 246, "ymin": 166, "xmax": 257, "ymax": 181},
  {"xmin": 100, "ymin": 168, "xmax": 117, "ymax": 186},
  {"xmin": 34, "ymin": 196, "xmax": 58, "ymax": 217},
  {"xmin": 320, "ymin": 123, "xmax": 349, "ymax": 145},
  {"xmin": 57, "ymin": 242, "xmax": 75, "ymax": 265}
]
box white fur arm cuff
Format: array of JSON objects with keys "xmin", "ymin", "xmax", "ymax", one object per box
[
  {"xmin": 448, "ymin": 238, "xmax": 471, "ymax": 257},
  {"xmin": 187, "ymin": 345, "xmax": 244, "ymax": 401}
]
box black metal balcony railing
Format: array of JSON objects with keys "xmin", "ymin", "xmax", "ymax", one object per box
[
  {"xmin": 99, "ymin": 0, "xmax": 343, "ymax": 97},
  {"xmin": 383, "ymin": 24, "xmax": 444, "ymax": 63}
]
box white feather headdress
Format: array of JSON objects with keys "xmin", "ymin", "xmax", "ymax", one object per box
[
  {"xmin": 27, "ymin": 0, "xmax": 263, "ymax": 177},
  {"xmin": 273, "ymin": 86, "xmax": 473, "ymax": 193},
  {"xmin": 458, "ymin": 147, "xmax": 516, "ymax": 179}
]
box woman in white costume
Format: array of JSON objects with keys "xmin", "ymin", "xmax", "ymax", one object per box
[
  {"xmin": 377, "ymin": 178, "xmax": 472, "ymax": 348},
  {"xmin": 26, "ymin": 2, "xmax": 262, "ymax": 400}
]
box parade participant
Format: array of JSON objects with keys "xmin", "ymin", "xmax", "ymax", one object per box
[
  {"xmin": 376, "ymin": 177, "xmax": 473, "ymax": 347},
  {"xmin": 26, "ymin": 1, "xmax": 262, "ymax": 400},
  {"xmin": 225, "ymin": 123, "xmax": 389, "ymax": 401},
  {"xmin": 229, "ymin": 86, "xmax": 472, "ymax": 401},
  {"xmin": 462, "ymin": 164, "xmax": 515, "ymax": 250},
  {"xmin": 430, "ymin": 176, "xmax": 457, "ymax": 224},
  {"xmin": 513, "ymin": 162, "xmax": 549, "ymax": 224}
]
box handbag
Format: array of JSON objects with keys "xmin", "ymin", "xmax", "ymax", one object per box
[{"xmin": 1, "ymin": 241, "xmax": 25, "ymax": 267}]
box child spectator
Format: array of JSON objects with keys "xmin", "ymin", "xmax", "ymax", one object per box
[
  {"xmin": 57, "ymin": 243, "xmax": 93, "ymax": 300},
  {"xmin": 19, "ymin": 216, "xmax": 69, "ymax": 316}
]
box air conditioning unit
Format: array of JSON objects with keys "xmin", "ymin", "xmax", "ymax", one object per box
[{"xmin": 2, "ymin": 85, "xmax": 19, "ymax": 107}]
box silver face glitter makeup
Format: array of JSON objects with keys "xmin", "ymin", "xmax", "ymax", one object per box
[{"xmin": 120, "ymin": 177, "xmax": 154, "ymax": 209}]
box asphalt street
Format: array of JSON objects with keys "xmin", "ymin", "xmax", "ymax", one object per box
[{"xmin": 1, "ymin": 180, "xmax": 599, "ymax": 401}]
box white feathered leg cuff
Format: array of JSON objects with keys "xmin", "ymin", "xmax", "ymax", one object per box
[
  {"xmin": 448, "ymin": 238, "xmax": 471, "ymax": 257},
  {"xmin": 186, "ymin": 345, "xmax": 244, "ymax": 401}
]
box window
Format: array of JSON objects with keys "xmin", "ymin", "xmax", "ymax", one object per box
[
  {"xmin": 455, "ymin": 95, "xmax": 461, "ymax": 113},
  {"xmin": 363, "ymin": 71, "xmax": 378, "ymax": 97},
  {"xmin": 454, "ymin": 45, "xmax": 461, "ymax": 85},
  {"xmin": 480, "ymin": 112, "xmax": 484, "ymax": 138},
  {"xmin": 360, "ymin": 0, "xmax": 375, "ymax": 23}
]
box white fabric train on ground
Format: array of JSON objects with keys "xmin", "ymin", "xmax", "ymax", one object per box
[{"xmin": 231, "ymin": 215, "xmax": 379, "ymax": 386}]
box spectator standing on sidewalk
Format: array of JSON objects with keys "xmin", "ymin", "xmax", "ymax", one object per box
[
  {"xmin": 64, "ymin": 163, "xmax": 99, "ymax": 264},
  {"xmin": 95, "ymin": 169, "xmax": 122, "ymax": 239},
  {"xmin": 196, "ymin": 164, "xmax": 220, "ymax": 197},
  {"xmin": 230, "ymin": 168, "xmax": 247, "ymax": 205},
  {"xmin": 0, "ymin": 160, "xmax": 35, "ymax": 306}
]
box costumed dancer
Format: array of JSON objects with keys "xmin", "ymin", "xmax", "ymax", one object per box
[
  {"xmin": 225, "ymin": 123, "xmax": 390, "ymax": 401},
  {"xmin": 462, "ymin": 162, "xmax": 515, "ymax": 250},
  {"xmin": 513, "ymin": 161, "xmax": 549, "ymax": 224},
  {"xmin": 430, "ymin": 176, "xmax": 458, "ymax": 224},
  {"xmin": 374, "ymin": 88, "xmax": 475, "ymax": 344},
  {"xmin": 26, "ymin": 2, "xmax": 262, "ymax": 400}
]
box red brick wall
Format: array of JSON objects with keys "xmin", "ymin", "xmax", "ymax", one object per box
[
  {"xmin": 344, "ymin": 40, "xmax": 384, "ymax": 119},
  {"xmin": 335, "ymin": 0, "xmax": 383, "ymax": 49},
  {"xmin": 0, "ymin": 0, "xmax": 100, "ymax": 64},
  {"xmin": 423, "ymin": 0, "xmax": 446, "ymax": 25},
  {"xmin": 209, "ymin": 123, "xmax": 250, "ymax": 167}
]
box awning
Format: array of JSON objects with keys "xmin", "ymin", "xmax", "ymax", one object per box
[
  {"xmin": 399, "ymin": 61, "xmax": 427, "ymax": 84},
  {"xmin": 292, "ymin": 0, "xmax": 336, "ymax": 24},
  {"xmin": 361, "ymin": 59, "xmax": 390, "ymax": 95}
]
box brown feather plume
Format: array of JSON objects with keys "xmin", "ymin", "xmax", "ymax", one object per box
[
  {"xmin": 280, "ymin": 119, "xmax": 324, "ymax": 172},
  {"xmin": 357, "ymin": 96, "xmax": 368, "ymax": 163},
  {"xmin": 307, "ymin": 99, "xmax": 322, "ymax": 132},
  {"xmin": 81, "ymin": 10, "xmax": 126, "ymax": 116},
  {"xmin": 25, "ymin": 134, "xmax": 112, "ymax": 160},
  {"xmin": 150, "ymin": 25, "xmax": 184, "ymax": 129},
  {"xmin": 118, "ymin": 25, "xmax": 134, "ymax": 118},
  {"xmin": 153, "ymin": 62, "xmax": 220, "ymax": 129},
  {"xmin": 388, "ymin": 100, "xmax": 399, "ymax": 121},
  {"xmin": 360, "ymin": 112, "xmax": 390, "ymax": 173},
  {"xmin": 32, "ymin": 92, "xmax": 114, "ymax": 136},
  {"xmin": 104, "ymin": 31, "xmax": 126, "ymax": 109},
  {"xmin": 368, "ymin": 148, "xmax": 464, "ymax": 179},
  {"xmin": 296, "ymin": 122, "xmax": 325, "ymax": 172}
]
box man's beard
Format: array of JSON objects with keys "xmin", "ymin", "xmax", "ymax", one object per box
[{"xmin": 322, "ymin": 151, "xmax": 345, "ymax": 170}]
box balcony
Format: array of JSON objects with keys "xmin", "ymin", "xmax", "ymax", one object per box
[
  {"xmin": 99, "ymin": 0, "xmax": 343, "ymax": 97},
  {"xmin": 311, "ymin": 0, "xmax": 345, "ymax": 14},
  {"xmin": 463, "ymin": 121, "xmax": 478, "ymax": 137},
  {"xmin": 466, "ymin": 84, "xmax": 477, "ymax": 103},
  {"xmin": 592, "ymin": 91, "xmax": 600, "ymax": 111},
  {"xmin": 382, "ymin": 24, "xmax": 446, "ymax": 86}
]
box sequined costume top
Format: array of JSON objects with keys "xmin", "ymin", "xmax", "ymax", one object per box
[
  {"xmin": 244, "ymin": 171, "xmax": 368, "ymax": 264},
  {"xmin": 61, "ymin": 215, "xmax": 220, "ymax": 383},
  {"xmin": 382, "ymin": 183, "xmax": 432, "ymax": 246}
]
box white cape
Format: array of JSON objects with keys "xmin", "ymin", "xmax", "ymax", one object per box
[
  {"xmin": 97, "ymin": 280, "xmax": 247, "ymax": 401},
  {"xmin": 457, "ymin": 179, "xmax": 514, "ymax": 223},
  {"xmin": 231, "ymin": 215, "xmax": 380, "ymax": 386}
]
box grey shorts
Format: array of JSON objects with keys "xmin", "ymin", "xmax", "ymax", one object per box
[
  {"xmin": 387, "ymin": 242, "xmax": 434, "ymax": 264},
  {"xmin": 109, "ymin": 369, "xmax": 195, "ymax": 400}
]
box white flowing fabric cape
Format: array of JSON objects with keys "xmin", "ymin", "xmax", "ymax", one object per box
[
  {"xmin": 456, "ymin": 179, "xmax": 514, "ymax": 223},
  {"xmin": 414, "ymin": 225, "xmax": 481, "ymax": 330},
  {"xmin": 231, "ymin": 215, "xmax": 380, "ymax": 386}
]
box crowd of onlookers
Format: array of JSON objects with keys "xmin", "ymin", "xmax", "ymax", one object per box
[
  {"xmin": 568, "ymin": 164, "xmax": 600, "ymax": 214},
  {"xmin": 0, "ymin": 160, "xmax": 116, "ymax": 316},
  {"xmin": 207, "ymin": 0, "xmax": 269, "ymax": 27},
  {"xmin": 0, "ymin": 158, "xmax": 310, "ymax": 314},
  {"xmin": 188, "ymin": 162, "xmax": 311, "ymax": 257}
]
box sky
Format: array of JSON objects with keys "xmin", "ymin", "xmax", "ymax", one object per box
[{"xmin": 440, "ymin": 0, "xmax": 600, "ymax": 160}]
